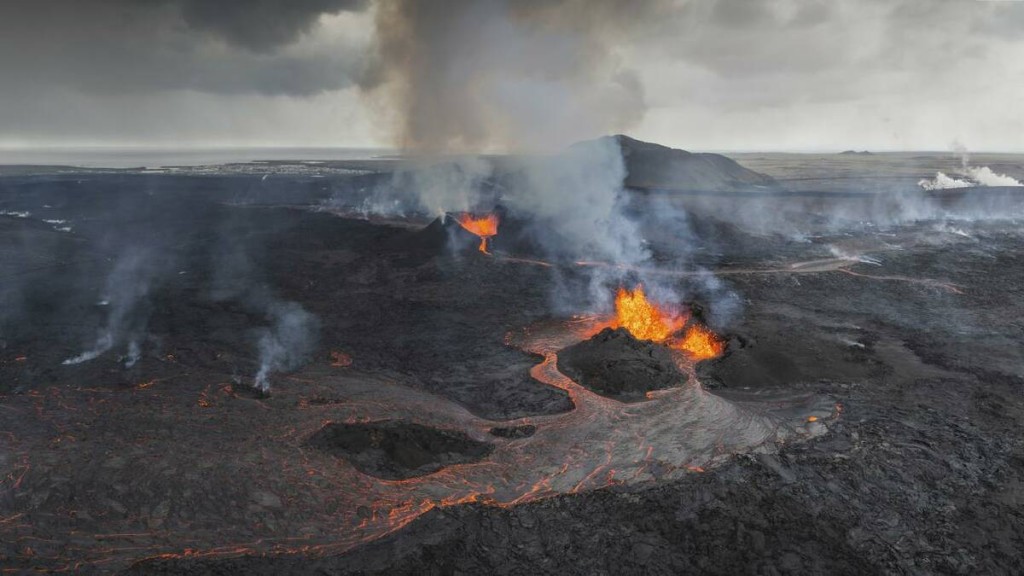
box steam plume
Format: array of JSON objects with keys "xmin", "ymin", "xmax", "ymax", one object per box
[
  {"xmin": 918, "ymin": 172, "xmax": 973, "ymax": 191},
  {"xmin": 919, "ymin": 145, "xmax": 1022, "ymax": 190},
  {"xmin": 210, "ymin": 218, "xmax": 320, "ymax": 392},
  {"xmin": 964, "ymin": 166, "xmax": 1023, "ymax": 187},
  {"xmin": 253, "ymin": 301, "xmax": 320, "ymax": 392},
  {"xmin": 63, "ymin": 247, "xmax": 161, "ymax": 367},
  {"xmin": 362, "ymin": 0, "xmax": 733, "ymax": 319}
]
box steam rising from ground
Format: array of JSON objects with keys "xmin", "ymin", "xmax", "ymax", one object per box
[
  {"xmin": 919, "ymin": 148, "xmax": 1023, "ymax": 190},
  {"xmin": 64, "ymin": 247, "xmax": 162, "ymax": 367},
  {"xmin": 211, "ymin": 218, "xmax": 320, "ymax": 392},
  {"xmin": 253, "ymin": 301, "xmax": 319, "ymax": 392},
  {"xmin": 58, "ymin": 204, "xmax": 320, "ymax": 393},
  {"xmin": 965, "ymin": 166, "xmax": 1023, "ymax": 187},
  {"xmin": 919, "ymin": 166, "xmax": 1023, "ymax": 190},
  {"xmin": 918, "ymin": 172, "xmax": 973, "ymax": 191}
]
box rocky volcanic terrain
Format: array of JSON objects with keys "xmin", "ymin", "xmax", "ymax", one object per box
[
  {"xmin": 2, "ymin": 141, "xmax": 1024, "ymax": 574},
  {"xmin": 558, "ymin": 327, "xmax": 687, "ymax": 402}
]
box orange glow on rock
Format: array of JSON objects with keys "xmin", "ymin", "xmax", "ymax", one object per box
[{"xmin": 455, "ymin": 213, "xmax": 499, "ymax": 254}]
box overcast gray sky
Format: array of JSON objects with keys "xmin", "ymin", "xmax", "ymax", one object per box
[{"xmin": 1, "ymin": 0, "xmax": 1022, "ymax": 151}]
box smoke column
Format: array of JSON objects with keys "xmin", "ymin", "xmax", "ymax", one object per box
[
  {"xmin": 370, "ymin": 0, "xmax": 659, "ymax": 153},
  {"xmin": 362, "ymin": 0, "xmax": 701, "ymax": 313}
]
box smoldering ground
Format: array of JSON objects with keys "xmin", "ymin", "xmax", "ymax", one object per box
[{"xmin": 0, "ymin": 177, "xmax": 320, "ymax": 394}]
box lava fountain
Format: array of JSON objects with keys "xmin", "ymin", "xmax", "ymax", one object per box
[
  {"xmin": 674, "ymin": 323, "xmax": 725, "ymax": 361},
  {"xmin": 455, "ymin": 213, "xmax": 500, "ymax": 254},
  {"xmin": 613, "ymin": 285, "xmax": 686, "ymax": 341},
  {"xmin": 611, "ymin": 285, "xmax": 725, "ymax": 362}
]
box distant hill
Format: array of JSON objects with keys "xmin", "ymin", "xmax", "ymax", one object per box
[
  {"xmin": 579, "ymin": 135, "xmax": 781, "ymax": 192},
  {"xmin": 840, "ymin": 150, "xmax": 873, "ymax": 155}
]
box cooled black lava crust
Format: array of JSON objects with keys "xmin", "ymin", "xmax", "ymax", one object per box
[{"xmin": 557, "ymin": 327, "xmax": 687, "ymax": 402}]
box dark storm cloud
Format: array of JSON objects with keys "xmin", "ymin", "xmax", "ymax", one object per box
[
  {"xmin": 681, "ymin": 0, "xmax": 1001, "ymax": 69},
  {"xmin": 0, "ymin": 0, "xmax": 372, "ymax": 98},
  {"xmin": 174, "ymin": 0, "xmax": 369, "ymax": 52},
  {"xmin": 1, "ymin": 0, "xmax": 1021, "ymax": 149},
  {"xmin": 640, "ymin": 0, "xmax": 1017, "ymax": 108}
]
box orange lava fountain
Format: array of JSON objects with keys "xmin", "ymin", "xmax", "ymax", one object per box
[
  {"xmin": 673, "ymin": 323, "xmax": 726, "ymax": 361},
  {"xmin": 611, "ymin": 285, "xmax": 724, "ymax": 362},
  {"xmin": 613, "ymin": 285, "xmax": 685, "ymax": 341},
  {"xmin": 455, "ymin": 213, "xmax": 499, "ymax": 254}
]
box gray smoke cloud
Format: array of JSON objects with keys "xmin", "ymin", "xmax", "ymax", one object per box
[
  {"xmin": 370, "ymin": 0, "xmax": 664, "ymax": 152},
  {"xmin": 354, "ymin": 0, "xmax": 733, "ymax": 317}
]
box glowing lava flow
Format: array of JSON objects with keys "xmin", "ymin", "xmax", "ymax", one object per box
[
  {"xmin": 455, "ymin": 213, "xmax": 499, "ymax": 254},
  {"xmin": 611, "ymin": 285, "xmax": 725, "ymax": 362},
  {"xmin": 0, "ymin": 315, "xmax": 835, "ymax": 572}
]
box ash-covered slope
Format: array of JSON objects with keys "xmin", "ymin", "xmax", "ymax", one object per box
[{"xmin": 598, "ymin": 134, "xmax": 781, "ymax": 192}]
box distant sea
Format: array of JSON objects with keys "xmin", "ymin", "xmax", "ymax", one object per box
[{"xmin": 0, "ymin": 147, "xmax": 392, "ymax": 169}]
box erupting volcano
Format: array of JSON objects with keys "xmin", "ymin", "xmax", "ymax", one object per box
[
  {"xmin": 5, "ymin": 0, "xmax": 1023, "ymax": 570},
  {"xmin": 611, "ymin": 285, "xmax": 724, "ymax": 361},
  {"xmin": 455, "ymin": 213, "xmax": 499, "ymax": 254}
]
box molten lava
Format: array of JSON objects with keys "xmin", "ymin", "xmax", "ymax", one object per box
[
  {"xmin": 455, "ymin": 213, "xmax": 499, "ymax": 254},
  {"xmin": 613, "ymin": 285, "xmax": 685, "ymax": 342},
  {"xmin": 672, "ymin": 323, "xmax": 725, "ymax": 361},
  {"xmin": 611, "ymin": 285, "xmax": 724, "ymax": 361}
]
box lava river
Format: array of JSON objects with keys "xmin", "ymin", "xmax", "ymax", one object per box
[
  {"xmin": 0, "ymin": 316, "xmax": 836, "ymax": 570},
  {"xmin": 270, "ymin": 315, "xmax": 837, "ymax": 559}
]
